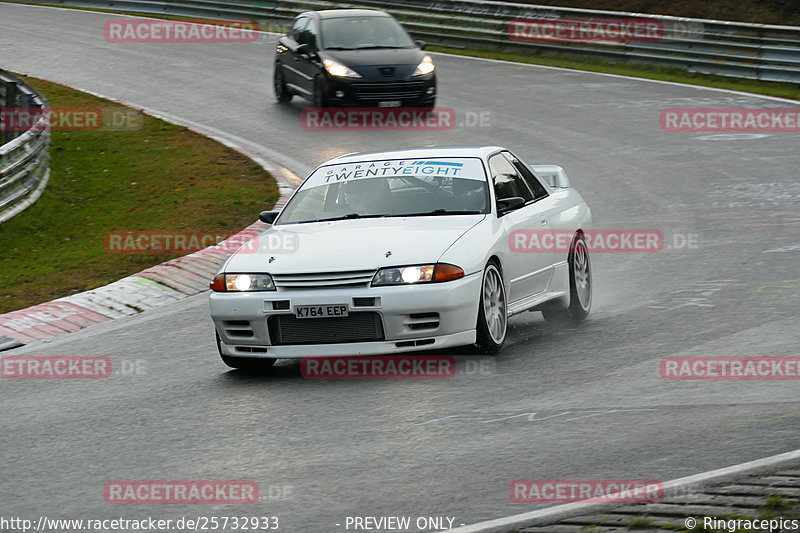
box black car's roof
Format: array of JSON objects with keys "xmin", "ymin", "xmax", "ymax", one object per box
[{"xmin": 303, "ymin": 9, "xmax": 392, "ymax": 19}]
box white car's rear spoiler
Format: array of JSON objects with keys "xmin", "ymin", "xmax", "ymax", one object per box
[{"xmin": 531, "ymin": 164, "xmax": 571, "ymax": 188}]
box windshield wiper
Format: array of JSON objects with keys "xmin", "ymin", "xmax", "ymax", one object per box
[
  {"xmin": 400, "ymin": 209, "xmax": 484, "ymax": 217},
  {"xmin": 353, "ymin": 45, "xmax": 406, "ymax": 49},
  {"xmin": 297, "ymin": 213, "xmax": 386, "ymax": 224},
  {"xmin": 323, "ymin": 46, "xmax": 358, "ymax": 50}
]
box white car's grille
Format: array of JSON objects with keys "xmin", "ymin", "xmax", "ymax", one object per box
[
  {"xmin": 268, "ymin": 312, "xmax": 385, "ymax": 345},
  {"xmin": 271, "ymin": 270, "xmax": 376, "ymax": 289}
]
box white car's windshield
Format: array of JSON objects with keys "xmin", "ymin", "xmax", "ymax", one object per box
[
  {"xmin": 277, "ymin": 158, "xmax": 490, "ymax": 224},
  {"xmin": 321, "ymin": 16, "xmax": 416, "ymax": 50}
]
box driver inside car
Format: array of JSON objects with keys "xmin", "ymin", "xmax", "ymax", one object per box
[{"xmin": 341, "ymin": 178, "xmax": 392, "ymax": 215}]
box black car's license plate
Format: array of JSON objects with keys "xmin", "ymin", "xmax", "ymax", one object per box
[
  {"xmin": 294, "ymin": 305, "xmax": 349, "ymax": 319},
  {"xmin": 378, "ymin": 101, "xmax": 401, "ymax": 107}
]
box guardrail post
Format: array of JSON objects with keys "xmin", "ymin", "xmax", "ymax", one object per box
[{"xmin": 2, "ymin": 80, "xmax": 19, "ymax": 144}]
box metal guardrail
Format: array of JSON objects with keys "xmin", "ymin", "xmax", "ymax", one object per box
[
  {"xmin": 18, "ymin": 0, "xmax": 800, "ymax": 83},
  {"xmin": 0, "ymin": 69, "xmax": 51, "ymax": 224}
]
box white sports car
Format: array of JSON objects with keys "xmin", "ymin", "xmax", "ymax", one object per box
[{"xmin": 209, "ymin": 146, "xmax": 591, "ymax": 369}]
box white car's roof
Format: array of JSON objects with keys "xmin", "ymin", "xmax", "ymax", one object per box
[{"xmin": 327, "ymin": 146, "xmax": 505, "ymax": 165}]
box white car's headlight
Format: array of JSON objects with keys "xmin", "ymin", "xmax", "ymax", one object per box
[
  {"xmin": 210, "ymin": 273, "xmax": 276, "ymax": 292},
  {"xmin": 371, "ymin": 263, "xmax": 464, "ymax": 286},
  {"xmin": 323, "ymin": 59, "xmax": 362, "ymax": 78},
  {"xmin": 413, "ymin": 56, "xmax": 435, "ymax": 76}
]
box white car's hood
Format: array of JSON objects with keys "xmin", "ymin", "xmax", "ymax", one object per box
[{"xmin": 224, "ymin": 215, "xmax": 485, "ymax": 273}]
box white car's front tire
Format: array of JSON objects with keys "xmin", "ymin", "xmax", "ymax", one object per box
[{"xmin": 475, "ymin": 261, "xmax": 507, "ymax": 354}]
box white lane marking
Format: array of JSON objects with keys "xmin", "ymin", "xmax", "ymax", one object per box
[
  {"xmin": 646, "ymin": 279, "xmax": 737, "ymax": 311},
  {"xmin": 764, "ymin": 243, "xmax": 800, "ymax": 253},
  {"xmin": 447, "ymin": 448, "xmax": 800, "ymax": 533},
  {"xmin": 697, "ymin": 133, "xmax": 772, "ymax": 140},
  {"xmin": 416, "ymin": 408, "xmax": 657, "ymax": 425}
]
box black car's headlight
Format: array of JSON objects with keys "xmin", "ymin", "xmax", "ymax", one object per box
[
  {"xmin": 412, "ymin": 56, "xmax": 435, "ymax": 76},
  {"xmin": 210, "ymin": 273, "xmax": 276, "ymax": 292},
  {"xmin": 323, "ymin": 59, "xmax": 362, "ymax": 78},
  {"xmin": 371, "ymin": 263, "xmax": 464, "ymax": 286}
]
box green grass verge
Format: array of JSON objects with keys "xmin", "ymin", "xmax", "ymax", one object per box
[{"xmin": 0, "ymin": 75, "xmax": 278, "ymax": 314}]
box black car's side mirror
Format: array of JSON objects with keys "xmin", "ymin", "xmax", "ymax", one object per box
[
  {"xmin": 415, "ymin": 39, "xmax": 427, "ymax": 50},
  {"xmin": 496, "ymin": 197, "xmax": 526, "ymax": 215},
  {"xmin": 259, "ymin": 211, "xmax": 280, "ymax": 224},
  {"xmin": 296, "ymin": 43, "xmax": 313, "ymax": 56}
]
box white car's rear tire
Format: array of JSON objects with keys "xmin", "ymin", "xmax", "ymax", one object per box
[{"xmin": 542, "ymin": 232, "xmax": 591, "ymax": 322}]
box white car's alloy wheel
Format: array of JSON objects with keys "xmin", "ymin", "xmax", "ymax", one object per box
[
  {"xmin": 542, "ymin": 232, "xmax": 591, "ymax": 322},
  {"xmin": 476, "ymin": 263, "xmax": 507, "ymax": 353},
  {"xmin": 572, "ymin": 237, "xmax": 591, "ymax": 312}
]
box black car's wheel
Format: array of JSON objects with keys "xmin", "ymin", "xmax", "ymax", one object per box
[
  {"xmin": 312, "ymin": 75, "xmax": 328, "ymax": 107},
  {"xmin": 274, "ymin": 65, "xmax": 292, "ymax": 103},
  {"xmin": 216, "ymin": 332, "xmax": 276, "ymax": 371},
  {"xmin": 475, "ymin": 261, "xmax": 507, "ymax": 354},
  {"xmin": 542, "ymin": 232, "xmax": 592, "ymax": 322}
]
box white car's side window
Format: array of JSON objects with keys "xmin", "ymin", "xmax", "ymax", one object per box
[
  {"xmin": 504, "ymin": 152, "xmax": 549, "ymax": 201},
  {"xmin": 488, "ymin": 154, "xmax": 534, "ymax": 202}
]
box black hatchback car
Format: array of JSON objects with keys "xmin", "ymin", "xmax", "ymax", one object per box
[{"xmin": 273, "ymin": 9, "xmax": 437, "ymax": 108}]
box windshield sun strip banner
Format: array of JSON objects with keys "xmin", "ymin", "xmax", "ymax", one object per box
[{"xmin": 301, "ymin": 158, "xmax": 487, "ymax": 190}]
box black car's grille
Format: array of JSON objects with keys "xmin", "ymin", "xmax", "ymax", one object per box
[
  {"xmin": 268, "ymin": 312, "xmax": 385, "ymax": 345},
  {"xmin": 351, "ymin": 81, "xmax": 425, "ymax": 101}
]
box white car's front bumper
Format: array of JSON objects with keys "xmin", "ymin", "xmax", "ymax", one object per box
[{"xmin": 209, "ymin": 272, "xmax": 481, "ymax": 359}]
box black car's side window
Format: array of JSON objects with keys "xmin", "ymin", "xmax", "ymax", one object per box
[
  {"xmin": 503, "ymin": 152, "xmax": 549, "ymax": 201},
  {"xmin": 488, "ymin": 154, "xmax": 534, "ymax": 203},
  {"xmin": 298, "ymin": 18, "xmax": 318, "ymax": 49},
  {"xmin": 289, "ymin": 17, "xmax": 309, "ymax": 43}
]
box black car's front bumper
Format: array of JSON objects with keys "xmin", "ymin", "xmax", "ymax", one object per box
[{"xmin": 323, "ymin": 73, "xmax": 436, "ymax": 107}]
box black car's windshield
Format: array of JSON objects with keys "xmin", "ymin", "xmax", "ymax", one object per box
[
  {"xmin": 277, "ymin": 159, "xmax": 490, "ymax": 225},
  {"xmin": 321, "ymin": 16, "xmax": 416, "ymax": 50}
]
